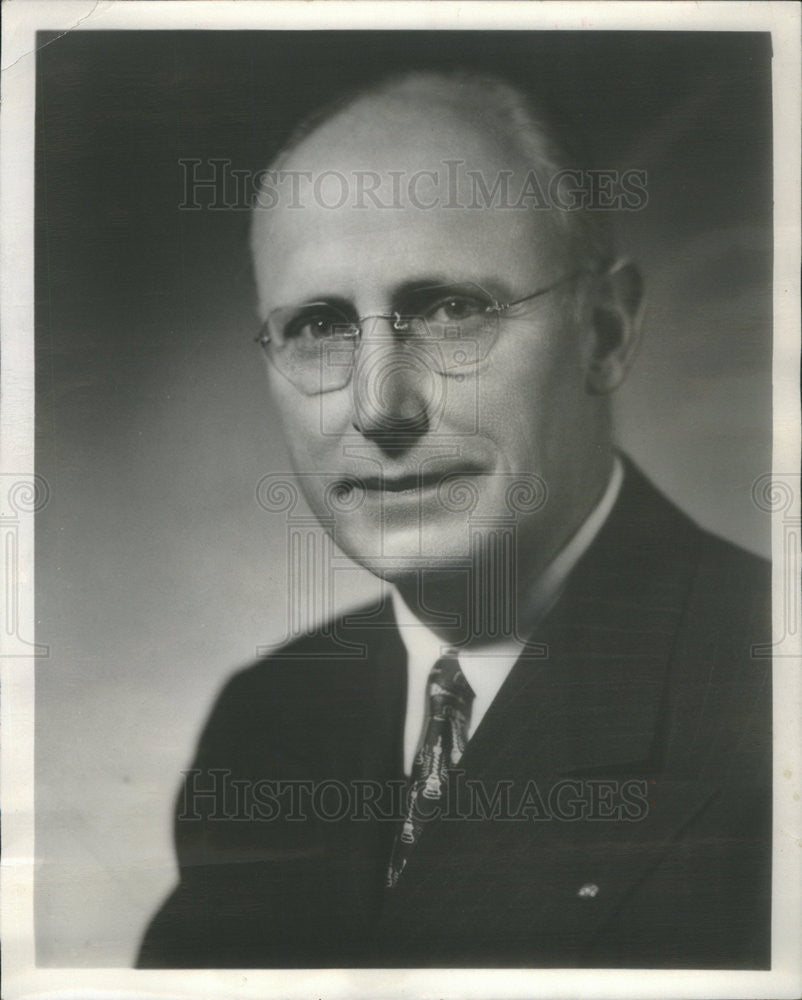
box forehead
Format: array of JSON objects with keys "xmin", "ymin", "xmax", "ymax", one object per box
[{"xmin": 251, "ymin": 92, "xmax": 568, "ymax": 306}]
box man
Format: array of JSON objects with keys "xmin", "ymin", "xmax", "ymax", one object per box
[{"xmin": 138, "ymin": 70, "xmax": 771, "ymax": 969}]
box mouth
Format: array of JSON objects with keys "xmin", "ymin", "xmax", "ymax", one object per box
[{"xmin": 338, "ymin": 467, "xmax": 483, "ymax": 496}]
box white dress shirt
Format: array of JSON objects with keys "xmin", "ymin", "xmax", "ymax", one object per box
[{"xmin": 392, "ymin": 457, "xmax": 624, "ymax": 775}]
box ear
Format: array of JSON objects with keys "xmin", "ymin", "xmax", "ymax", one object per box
[{"xmin": 584, "ymin": 259, "xmax": 644, "ymax": 395}]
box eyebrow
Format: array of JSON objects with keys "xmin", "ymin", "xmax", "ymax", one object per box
[
  {"xmin": 394, "ymin": 276, "xmax": 521, "ymax": 302},
  {"xmin": 278, "ymin": 276, "xmax": 518, "ymax": 314},
  {"xmin": 283, "ymin": 279, "xmax": 454, "ymax": 309},
  {"xmin": 280, "ymin": 295, "xmax": 355, "ymax": 314}
]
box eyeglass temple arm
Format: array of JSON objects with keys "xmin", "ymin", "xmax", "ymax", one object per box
[{"xmin": 498, "ymin": 269, "xmax": 591, "ymax": 312}]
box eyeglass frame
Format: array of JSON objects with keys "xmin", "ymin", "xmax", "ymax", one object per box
[{"xmin": 253, "ymin": 268, "xmax": 592, "ymax": 391}]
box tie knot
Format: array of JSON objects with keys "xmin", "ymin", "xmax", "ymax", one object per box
[{"xmin": 428, "ymin": 652, "xmax": 474, "ymax": 712}]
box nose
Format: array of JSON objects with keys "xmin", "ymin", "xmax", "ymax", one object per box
[{"xmin": 350, "ymin": 316, "xmax": 438, "ymax": 451}]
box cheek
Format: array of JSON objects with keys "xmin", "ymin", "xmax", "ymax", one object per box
[
  {"xmin": 268, "ymin": 385, "xmax": 352, "ymax": 526},
  {"xmin": 477, "ymin": 321, "xmax": 586, "ymax": 444},
  {"xmin": 269, "ymin": 378, "xmax": 342, "ymax": 467}
]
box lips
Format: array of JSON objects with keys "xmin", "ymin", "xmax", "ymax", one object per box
[
  {"xmin": 367, "ymin": 474, "xmax": 440, "ymax": 494},
  {"xmin": 339, "ymin": 466, "xmax": 483, "ymax": 495}
]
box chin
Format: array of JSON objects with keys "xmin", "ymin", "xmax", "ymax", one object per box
[{"xmin": 334, "ymin": 518, "xmax": 476, "ymax": 581}]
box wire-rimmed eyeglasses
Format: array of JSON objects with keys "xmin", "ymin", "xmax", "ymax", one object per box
[{"xmin": 255, "ymin": 271, "xmax": 587, "ymax": 395}]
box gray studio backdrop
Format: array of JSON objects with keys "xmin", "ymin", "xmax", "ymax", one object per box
[{"xmin": 34, "ymin": 31, "xmax": 772, "ymax": 964}]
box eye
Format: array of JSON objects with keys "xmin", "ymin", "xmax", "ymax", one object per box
[
  {"xmin": 425, "ymin": 293, "xmax": 489, "ymax": 325},
  {"xmin": 284, "ymin": 309, "xmax": 355, "ymax": 342}
]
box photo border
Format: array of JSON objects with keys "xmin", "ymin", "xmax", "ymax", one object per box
[{"xmin": 1, "ymin": 2, "xmax": 800, "ymax": 998}]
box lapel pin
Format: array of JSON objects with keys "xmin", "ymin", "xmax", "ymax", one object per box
[{"xmin": 577, "ymin": 883, "xmax": 599, "ymax": 899}]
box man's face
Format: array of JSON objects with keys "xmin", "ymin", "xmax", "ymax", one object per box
[{"xmin": 251, "ymin": 93, "xmax": 609, "ymax": 583}]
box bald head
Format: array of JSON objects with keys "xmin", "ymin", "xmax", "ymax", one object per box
[{"xmin": 252, "ymin": 69, "xmax": 614, "ymax": 274}]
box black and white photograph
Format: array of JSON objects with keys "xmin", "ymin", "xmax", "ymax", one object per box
[{"xmin": 1, "ymin": 2, "xmax": 800, "ymax": 998}]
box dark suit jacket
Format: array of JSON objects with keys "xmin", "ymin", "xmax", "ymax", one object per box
[{"xmin": 138, "ymin": 461, "xmax": 772, "ymax": 969}]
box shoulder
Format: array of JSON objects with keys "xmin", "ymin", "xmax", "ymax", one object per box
[
  {"xmin": 608, "ymin": 458, "xmax": 771, "ymax": 705},
  {"xmin": 646, "ymin": 500, "xmax": 773, "ymax": 780},
  {"xmin": 698, "ymin": 528, "xmax": 771, "ymax": 594},
  {"xmin": 194, "ymin": 599, "xmax": 402, "ymax": 748},
  {"xmin": 666, "ymin": 500, "xmax": 770, "ymax": 642},
  {"xmin": 678, "ymin": 527, "xmax": 771, "ymax": 691},
  {"xmin": 617, "ymin": 456, "xmax": 769, "ymax": 603}
]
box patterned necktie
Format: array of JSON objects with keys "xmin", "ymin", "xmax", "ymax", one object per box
[{"xmin": 386, "ymin": 652, "xmax": 475, "ymax": 888}]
